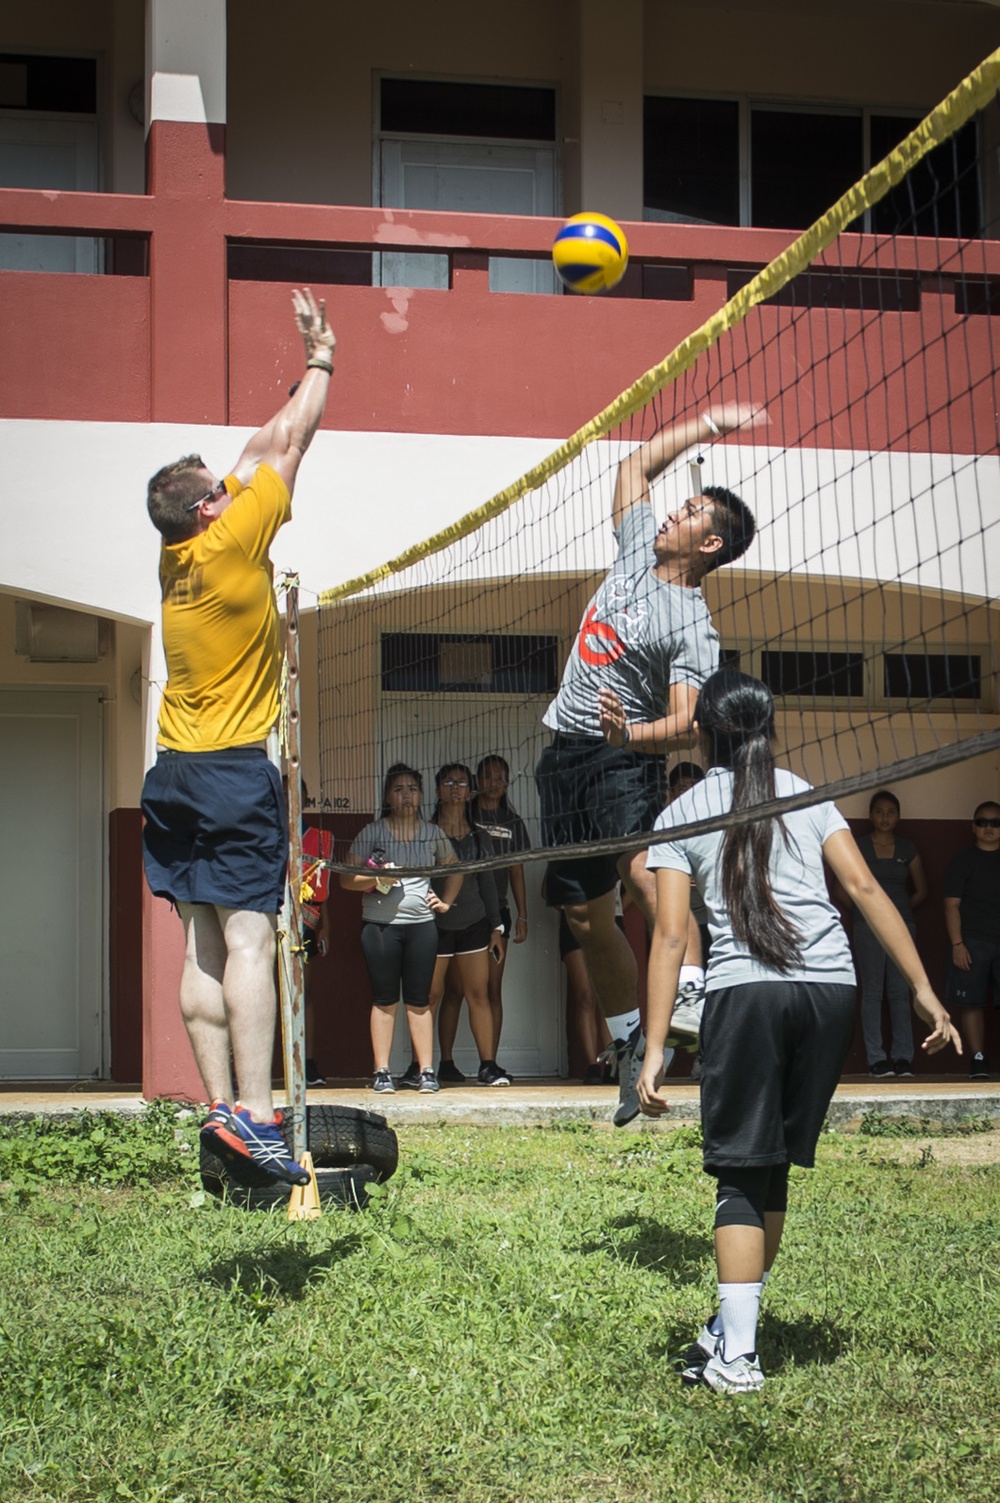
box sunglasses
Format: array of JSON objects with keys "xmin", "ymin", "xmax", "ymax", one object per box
[
  {"xmin": 186, "ymin": 479, "xmax": 227, "ymax": 512},
  {"xmin": 974, "ymin": 817, "xmax": 1000, "ymax": 828}
]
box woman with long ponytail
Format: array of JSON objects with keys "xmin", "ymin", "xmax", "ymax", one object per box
[{"xmin": 639, "ymin": 670, "xmax": 959, "ymax": 1395}]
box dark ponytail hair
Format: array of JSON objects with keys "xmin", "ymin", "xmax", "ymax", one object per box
[{"xmin": 695, "ymin": 670, "xmax": 803, "ymax": 973}]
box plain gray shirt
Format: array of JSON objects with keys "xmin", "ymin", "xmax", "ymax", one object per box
[
  {"xmin": 647, "ymin": 768, "xmax": 856, "ymax": 989},
  {"xmin": 543, "ymin": 506, "xmax": 720, "ymax": 735}
]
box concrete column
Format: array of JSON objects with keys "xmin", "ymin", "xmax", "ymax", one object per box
[
  {"xmin": 146, "ymin": 0, "xmax": 226, "ymax": 136},
  {"xmin": 578, "ymin": 0, "xmax": 644, "ymax": 221}
]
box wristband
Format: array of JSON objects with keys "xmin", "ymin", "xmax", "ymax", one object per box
[
  {"xmin": 622, "ymin": 725, "xmax": 631, "ymax": 746},
  {"xmin": 702, "ymin": 413, "xmax": 722, "ymax": 438},
  {"xmin": 307, "ymin": 359, "xmax": 333, "ymax": 374}
]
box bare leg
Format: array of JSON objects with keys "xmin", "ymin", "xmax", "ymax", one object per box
[
  {"xmin": 565, "ymin": 947, "xmax": 601, "ymax": 1067},
  {"xmin": 452, "ymin": 950, "xmax": 496, "ymax": 1061},
  {"xmin": 370, "ymin": 1003, "xmax": 398, "ymax": 1072},
  {"xmin": 214, "ymin": 907, "xmax": 279, "ymax": 1120},
  {"xmin": 177, "ymin": 902, "xmax": 233, "ymax": 1106},
  {"xmin": 487, "ymin": 942, "xmax": 507, "ymax": 1055},
  {"xmin": 405, "ymin": 1004, "xmax": 435, "ymax": 1072},
  {"xmin": 563, "ymin": 890, "xmax": 637, "ymax": 1024},
  {"xmin": 618, "ymin": 849, "xmax": 655, "ymax": 931},
  {"xmin": 436, "ymin": 957, "xmax": 464, "ymax": 1060},
  {"xmin": 961, "ymin": 1007, "xmax": 985, "ymax": 1057}
]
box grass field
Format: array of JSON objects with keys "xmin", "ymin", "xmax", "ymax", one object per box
[{"xmin": 1, "ymin": 1106, "xmax": 998, "ymax": 1503}]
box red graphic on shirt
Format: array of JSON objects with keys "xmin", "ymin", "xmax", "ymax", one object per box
[{"xmin": 578, "ymin": 604, "xmax": 626, "ymax": 667}]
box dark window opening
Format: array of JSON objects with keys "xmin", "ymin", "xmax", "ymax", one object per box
[
  {"xmin": 751, "ymin": 110, "xmax": 862, "ymax": 230},
  {"xmin": 870, "ymin": 116, "xmax": 980, "ymax": 240},
  {"xmin": 643, "ymin": 96, "xmax": 740, "ymax": 226},
  {"xmin": 727, "ymin": 266, "xmax": 921, "ymax": 313},
  {"xmin": 760, "ymin": 650, "xmax": 865, "ymax": 698},
  {"xmin": 381, "ymin": 633, "xmax": 559, "ymax": 694},
  {"xmin": 381, "ymin": 79, "xmax": 556, "ymax": 142},
  {"xmin": 228, "ymin": 243, "xmax": 372, "ymax": 286},
  {"xmin": 884, "ymin": 653, "xmax": 982, "ymax": 701},
  {"xmin": 0, "ymin": 54, "xmax": 96, "ymax": 114}
]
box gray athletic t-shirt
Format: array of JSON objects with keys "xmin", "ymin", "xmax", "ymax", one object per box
[
  {"xmin": 647, "ymin": 768, "xmax": 855, "ymax": 989},
  {"xmin": 349, "ymin": 817, "xmax": 453, "ymax": 926},
  {"xmin": 543, "ymin": 506, "xmax": 720, "ymax": 735}
]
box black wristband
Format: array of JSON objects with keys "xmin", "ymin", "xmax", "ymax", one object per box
[
  {"xmin": 622, "ymin": 725, "xmax": 630, "ymax": 746},
  {"xmin": 306, "ymin": 359, "xmax": 333, "ymax": 373}
]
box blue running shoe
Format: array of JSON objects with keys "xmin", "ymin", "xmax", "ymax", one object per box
[{"xmin": 211, "ymin": 1104, "xmax": 310, "ymax": 1187}]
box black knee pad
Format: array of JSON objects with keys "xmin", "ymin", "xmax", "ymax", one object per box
[
  {"xmin": 714, "ymin": 1166, "xmax": 773, "ymax": 1230},
  {"xmin": 764, "ymin": 1160, "xmax": 789, "ymax": 1214}
]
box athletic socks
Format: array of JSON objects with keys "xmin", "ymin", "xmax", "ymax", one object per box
[
  {"xmin": 718, "ymin": 1281, "xmax": 762, "ymax": 1362},
  {"xmin": 606, "ymin": 1008, "xmax": 641, "ymax": 1045},
  {"xmin": 707, "ymin": 1269, "xmax": 769, "ymax": 1345}
]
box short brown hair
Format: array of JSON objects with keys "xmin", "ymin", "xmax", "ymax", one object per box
[{"xmin": 146, "ymin": 454, "xmax": 208, "ymax": 543}]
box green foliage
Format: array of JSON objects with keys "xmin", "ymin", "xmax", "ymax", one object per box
[
  {"xmin": 0, "ymin": 1121, "xmax": 998, "ymax": 1503},
  {"xmin": 858, "ymin": 1109, "xmax": 997, "ymax": 1139},
  {"xmin": 0, "ymin": 1100, "xmax": 198, "ymax": 1188}
]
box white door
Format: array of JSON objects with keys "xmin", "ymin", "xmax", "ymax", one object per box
[
  {"xmin": 0, "ymin": 690, "xmax": 103, "ymax": 1078},
  {"xmin": 378, "ymin": 695, "xmax": 564, "ymax": 1076},
  {"xmin": 0, "ymin": 117, "xmax": 100, "ymax": 271},
  {"xmin": 379, "ymin": 138, "xmax": 558, "ymax": 294}
]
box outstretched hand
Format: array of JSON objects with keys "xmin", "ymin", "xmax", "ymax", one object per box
[
  {"xmin": 703, "ymin": 403, "xmax": 770, "ymax": 437},
  {"xmin": 914, "ymin": 985, "xmax": 963, "ymax": 1056},
  {"xmin": 292, "ymin": 287, "xmax": 336, "ymax": 362}
]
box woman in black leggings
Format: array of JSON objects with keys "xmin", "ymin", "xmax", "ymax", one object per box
[{"xmin": 341, "ymin": 764, "xmax": 460, "ymax": 1094}]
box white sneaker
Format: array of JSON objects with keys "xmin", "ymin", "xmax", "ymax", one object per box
[
  {"xmin": 666, "ymin": 979, "xmax": 704, "ymax": 1051},
  {"xmin": 685, "ymin": 1349, "xmax": 765, "ymax": 1394},
  {"xmin": 612, "ymin": 1026, "xmax": 645, "ymax": 1127}
]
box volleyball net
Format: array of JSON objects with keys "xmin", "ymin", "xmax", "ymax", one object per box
[{"xmin": 315, "ymin": 48, "xmax": 1000, "ymax": 871}]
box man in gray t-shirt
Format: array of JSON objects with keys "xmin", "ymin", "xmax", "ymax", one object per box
[{"xmin": 535, "ymin": 405, "xmax": 766, "ymax": 1120}]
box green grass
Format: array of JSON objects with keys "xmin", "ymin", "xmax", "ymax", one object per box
[{"xmin": 0, "ymin": 1111, "xmax": 998, "ymax": 1503}]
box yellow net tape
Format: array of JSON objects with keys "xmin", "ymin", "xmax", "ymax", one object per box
[{"xmin": 319, "ymin": 47, "xmax": 1000, "ymax": 608}]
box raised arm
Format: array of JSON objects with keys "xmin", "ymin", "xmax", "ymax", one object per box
[
  {"xmin": 824, "ymin": 830, "xmax": 960, "ymax": 1055},
  {"xmin": 230, "ymin": 288, "xmax": 337, "ymax": 494},
  {"xmin": 611, "ymin": 403, "xmax": 768, "ymax": 530}
]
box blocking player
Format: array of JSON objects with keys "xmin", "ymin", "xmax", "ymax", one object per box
[
  {"xmin": 536, "ymin": 405, "xmax": 766, "ymax": 1124},
  {"xmin": 141, "ymin": 289, "xmax": 335, "ymax": 1188}
]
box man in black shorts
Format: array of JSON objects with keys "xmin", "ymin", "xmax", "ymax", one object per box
[
  {"xmin": 141, "ymin": 289, "xmax": 335, "ymax": 1188},
  {"xmin": 943, "ymin": 799, "xmax": 1000, "ymax": 1078},
  {"xmin": 536, "ymin": 405, "xmax": 765, "ymax": 1124}
]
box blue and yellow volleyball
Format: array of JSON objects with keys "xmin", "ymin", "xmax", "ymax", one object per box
[{"xmin": 552, "ymin": 211, "xmax": 629, "ymax": 294}]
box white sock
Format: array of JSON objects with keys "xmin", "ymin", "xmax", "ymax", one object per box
[
  {"xmin": 708, "ymin": 1269, "xmax": 768, "ymax": 1340},
  {"xmin": 678, "ymin": 965, "xmax": 705, "ymax": 990},
  {"xmin": 605, "ymin": 1009, "xmax": 641, "ymax": 1046},
  {"xmin": 718, "ymin": 1281, "xmax": 762, "ymax": 1363}
]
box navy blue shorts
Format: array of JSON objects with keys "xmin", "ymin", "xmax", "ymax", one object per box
[
  {"xmin": 537, "ymin": 734, "xmax": 664, "ymax": 905},
  {"xmin": 141, "ymin": 747, "xmax": 287, "ymax": 913}
]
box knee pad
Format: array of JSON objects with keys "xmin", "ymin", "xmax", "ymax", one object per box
[
  {"xmin": 714, "ymin": 1166, "xmax": 773, "ymax": 1230},
  {"xmin": 764, "ymin": 1161, "xmax": 789, "ymax": 1214}
]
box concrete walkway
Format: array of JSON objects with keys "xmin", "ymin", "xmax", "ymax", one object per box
[{"xmin": 2, "ymin": 1076, "xmax": 998, "ymax": 1130}]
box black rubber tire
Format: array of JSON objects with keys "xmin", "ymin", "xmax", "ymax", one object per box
[
  {"xmin": 296, "ymin": 1104, "xmax": 399, "ymax": 1181},
  {"xmin": 200, "ymin": 1155, "xmax": 378, "ymax": 1212}
]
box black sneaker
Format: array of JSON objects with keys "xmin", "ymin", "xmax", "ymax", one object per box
[
  {"xmin": 583, "ymin": 1063, "xmax": 604, "ymax": 1085},
  {"xmin": 970, "ymin": 1052, "xmax": 990, "ymax": 1080},
  {"xmin": 305, "ymin": 1058, "xmax": 326, "ymax": 1088},
  {"xmin": 477, "ymin": 1061, "xmax": 511, "ymax": 1087},
  {"xmin": 437, "ymin": 1059, "xmax": 466, "ymax": 1084},
  {"xmin": 397, "ymin": 1061, "xmax": 420, "ymax": 1090},
  {"xmin": 892, "ymin": 1058, "xmax": 914, "ymax": 1078},
  {"xmin": 869, "ymin": 1059, "xmax": 893, "ymax": 1078}
]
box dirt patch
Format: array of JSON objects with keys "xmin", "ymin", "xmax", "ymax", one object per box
[{"xmin": 849, "ymin": 1129, "xmax": 1000, "ymax": 1167}]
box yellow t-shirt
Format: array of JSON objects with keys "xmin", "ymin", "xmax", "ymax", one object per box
[{"xmin": 156, "ymin": 464, "xmax": 291, "ymax": 752}]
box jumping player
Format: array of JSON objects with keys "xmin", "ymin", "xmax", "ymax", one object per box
[
  {"xmin": 639, "ymin": 671, "xmax": 959, "ymax": 1393},
  {"xmin": 536, "ymin": 406, "xmax": 765, "ymax": 1124},
  {"xmin": 141, "ymin": 289, "xmax": 335, "ymax": 1189}
]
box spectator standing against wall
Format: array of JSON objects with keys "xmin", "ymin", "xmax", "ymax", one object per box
[{"xmin": 943, "ymin": 799, "xmax": 1000, "ymax": 1079}]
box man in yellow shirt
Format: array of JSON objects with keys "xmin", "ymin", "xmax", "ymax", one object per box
[{"xmin": 141, "ymin": 288, "xmax": 335, "ymax": 1189}]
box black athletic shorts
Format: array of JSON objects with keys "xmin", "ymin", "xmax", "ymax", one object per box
[
  {"xmin": 141, "ymin": 746, "xmax": 287, "ymax": 913},
  {"xmin": 537, "ymin": 734, "xmax": 664, "ymax": 906},
  {"xmin": 945, "ymin": 937, "xmax": 1000, "ymax": 1009},
  {"xmin": 436, "ymin": 916, "xmax": 493, "ymax": 958},
  {"xmin": 699, "ymin": 980, "xmax": 856, "ymax": 1172}
]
